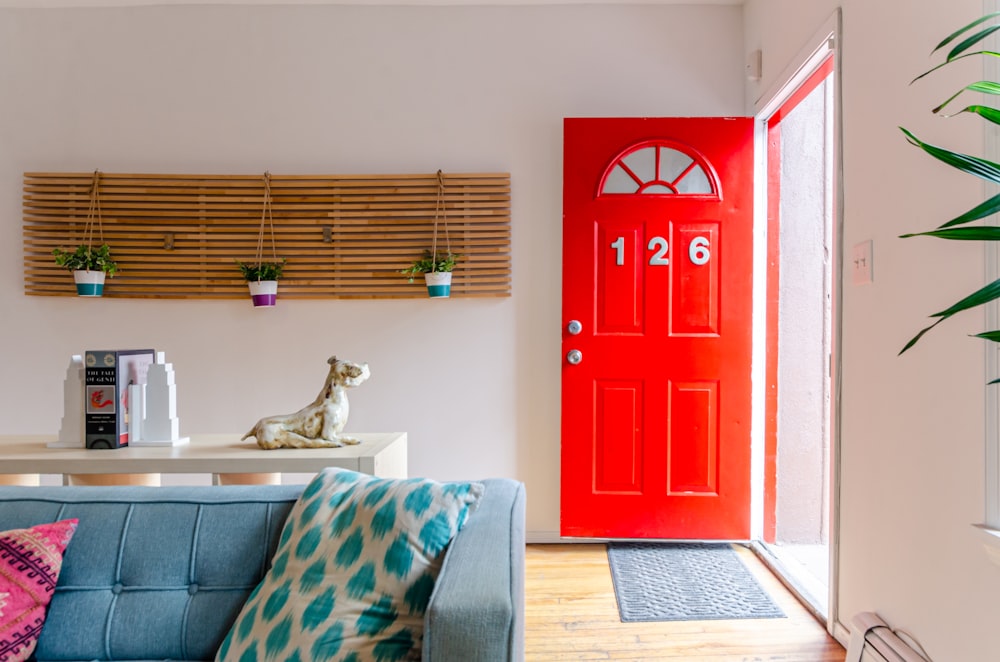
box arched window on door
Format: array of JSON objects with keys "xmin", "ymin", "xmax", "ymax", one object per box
[{"xmin": 599, "ymin": 141, "xmax": 718, "ymax": 197}]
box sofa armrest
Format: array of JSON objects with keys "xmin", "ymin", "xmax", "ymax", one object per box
[{"xmin": 423, "ymin": 478, "xmax": 526, "ymax": 662}]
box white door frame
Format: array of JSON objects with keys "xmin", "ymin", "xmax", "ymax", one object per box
[{"xmin": 749, "ymin": 7, "xmax": 844, "ymax": 641}]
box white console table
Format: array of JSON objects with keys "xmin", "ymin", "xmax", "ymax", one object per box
[{"xmin": 0, "ymin": 433, "xmax": 407, "ymax": 485}]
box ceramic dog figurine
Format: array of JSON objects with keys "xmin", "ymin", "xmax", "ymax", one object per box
[{"xmin": 243, "ymin": 355, "xmax": 370, "ymax": 449}]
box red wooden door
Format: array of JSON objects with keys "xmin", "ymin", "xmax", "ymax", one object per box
[{"xmin": 561, "ymin": 117, "xmax": 754, "ymax": 539}]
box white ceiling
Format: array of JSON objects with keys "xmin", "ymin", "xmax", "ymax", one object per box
[{"xmin": 0, "ymin": 0, "xmax": 740, "ymax": 6}]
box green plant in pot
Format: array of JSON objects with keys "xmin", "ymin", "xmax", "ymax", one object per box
[
  {"xmin": 236, "ymin": 259, "xmax": 285, "ymax": 308},
  {"xmin": 900, "ymin": 11, "xmax": 1000, "ymax": 375},
  {"xmin": 401, "ymin": 251, "xmax": 461, "ymax": 298},
  {"xmin": 237, "ymin": 259, "xmax": 285, "ymax": 282},
  {"xmin": 52, "ymin": 243, "xmax": 119, "ymax": 297}
]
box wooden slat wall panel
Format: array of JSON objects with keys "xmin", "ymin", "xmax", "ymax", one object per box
[{"xmin": 23, "ymin": 172, "xmax": 511, "ymax": 299}]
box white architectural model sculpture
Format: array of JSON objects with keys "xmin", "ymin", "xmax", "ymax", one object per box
[
  {"xmin": 243, "ymin": 355, "xmax": 370, "ymax": 450},
  {"xmin": 128, "ymin": 352, "xmax": 189, "ymax": 447},
  {"xmin": 50, "ymin": 355, "xmax": 85, "ymax": 448}
]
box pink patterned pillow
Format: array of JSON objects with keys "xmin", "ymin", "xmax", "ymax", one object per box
[{"xmin": 0, "ymin": 519, "xmax": 78, "ymax": 662}]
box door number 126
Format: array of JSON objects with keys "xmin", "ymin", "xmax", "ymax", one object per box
[{"xmin": 611, "ymin": 236, "xmax": 710, "ymax": 267}]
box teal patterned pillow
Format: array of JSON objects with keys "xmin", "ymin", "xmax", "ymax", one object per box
[{"xmin": 216, "ymin": 468, "xmax": 483, "ymax": 662}]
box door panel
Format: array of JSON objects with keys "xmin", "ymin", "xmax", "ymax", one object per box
[
  {"xmin": 668, "ymin": 380, "xmax": 718, "ymax": 495},
  {"xmin": 672, "ymin": 222, "xmax": 721, "ymax": 335},
  {"xmin": 561, "ymin": 117, "xmax": 754, "ymax": 540},
  {"xmin": 595, "ymin": 380, "xmax": 643, "ymax": 493},
  {"xmin": 597, "ymin": 224, "xmax": 643, "ymax": 333}
]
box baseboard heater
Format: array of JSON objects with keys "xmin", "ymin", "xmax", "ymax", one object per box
[{"xmin": 845, "ymin": 612, "xmax": 930, "ymax": 662}]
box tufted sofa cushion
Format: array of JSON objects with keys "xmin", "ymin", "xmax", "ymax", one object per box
[{"xmin": 0, "ymin": 485, "xmax": 303, "ymax": 661}]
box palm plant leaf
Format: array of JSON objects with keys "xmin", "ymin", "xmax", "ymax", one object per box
[
  {"xmin": 934, "ymin": 12, "xmax": 1000, "ymax": 52},
  {"xmin": 933, "ymin": 81, "xmax": 1000, "ymax": 114},
  {"xmin": 900, "ymin": 278, "xmax": 1000, "ymax": 354},
  {"xmin": 951, "ymin": 104, "xmax": 1000, "ymax": 125},
  {"xmin": 946, "ymin": 24, "xmax": 1000, "ymax": 60},
  {"xmin": 974, "ymin": 330, "xmax": 1000, "ymax": 342},
  {"xmin": 900, "ymin": 128, "xmax": 1000, "ymax": 185},
  {"xmin": 900, "ymin": 319, "xmax": 946, "ymax": 355},
  {"xmin": 931, "ymin": 278, "xmax": 1000, "ymax": 319},
  {"xmin": 900, "ymin": 226, "xmax": 1000, "ymax": 241},
  {"xmin": 912, "ymin": 51, "xmax": 1000, "ymax": 84},
  {"xmin": 935, "ymin": 192, "xmax": 1000, "ymax": 229}
]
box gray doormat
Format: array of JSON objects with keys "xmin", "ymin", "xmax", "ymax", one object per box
[{"xmin": 607, "ymin": 542, "xmax": 785, "ymax": 622}]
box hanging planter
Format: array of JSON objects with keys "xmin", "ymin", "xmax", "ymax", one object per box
[
  {"xmin": 239, "ymin": 259, "xmax": 284, "ymax": 308},
  {"xmin": 403, "ymin": 253, "xmax": 459, "ymax": 298},
  {"xmin": 73, "ymin": 269, "xmax": 106, "ymax": 297},
  {"xmin": 401, "ymin": 170, "xmax": 461, "ymax": 299},
  {"xmin": 424, "ymin": 271, "xmax": 453, "ymax": 298},
  {"xmin": 247, "ymin": 279, "xmax": 278, "ymax": 307},
  {"xmin": 236, "ymin": 171, "xmax": 285, "ymax": 308},
  {"xmin": 52, "ymin": 170, "xmax": 119, "ymax": 297}
]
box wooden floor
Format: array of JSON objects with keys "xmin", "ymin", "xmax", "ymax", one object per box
[{"xmin": 525, "ymin": 544, "xmax": 846, "ymax": 661}]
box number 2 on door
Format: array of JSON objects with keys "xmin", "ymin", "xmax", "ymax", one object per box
[{"xmin": 611, "ymin": 235, "xmax": 711, "ymax": 267}]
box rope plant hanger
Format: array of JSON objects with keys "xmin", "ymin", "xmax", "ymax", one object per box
[
  {"xmin": 397, "ymin": 169, "xmax": 460, "ymax": 298},
  {"xmin": 400, "ymin": 169, "xmax": 461, "ymax": 291},
  {"xmin": 237, "ymin": 171, "xmax": 284, "ymax": 307},
  {"xmin": 83, "ymin": 169, "xmax": 105, "ymax": 259},
  {"xmin": 431, "ymin": 169, "xmax": 452, "ymax": 271},
  {"xmin": 51, "ymin": 169, "xmax": 118, "ymax": 294},
  {"xmin": 253, "ymin": 171, "xmax": 280, "ymax": 279}
]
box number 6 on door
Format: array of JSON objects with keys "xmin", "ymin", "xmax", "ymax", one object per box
[{"xmin": 689, "ymin": 236, "xmax": 710, "ymax": 265}]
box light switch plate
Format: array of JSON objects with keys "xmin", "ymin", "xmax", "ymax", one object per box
[{"xmin": 852, "ymin": 240, "xmax": 873, "ymax": 285}]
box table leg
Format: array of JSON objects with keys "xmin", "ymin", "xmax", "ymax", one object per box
[
  {"xmin": 213, "ymin": 473, "xmax": 282, "ymax": 485},
  {"xmin": 65, "ymin": 473, "xmax": 161, "ymax": 486},
  {"xmin": 0, "ymin": 474, "xmax": 41, "ymax": 486}
]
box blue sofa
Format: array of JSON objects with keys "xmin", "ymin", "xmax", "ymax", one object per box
[{"xmin": 0, "ymin": 479, "xmax": 526, "ymax": 662}]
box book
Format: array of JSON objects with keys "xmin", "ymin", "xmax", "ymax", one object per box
[{"xmin": 85, "ymin": 349, "xmax": 155, "ymax": 449}]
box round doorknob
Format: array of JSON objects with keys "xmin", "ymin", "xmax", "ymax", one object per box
[{"xmin": 566, "ymin": 349, "xmax": 583, "ymax": 365}]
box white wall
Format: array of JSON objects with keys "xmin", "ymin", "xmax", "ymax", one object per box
[
  {"xmin": 0, "ymin": 4, "xmax": 744, "ymax": 536},
  {"xmin": 746, "ymin": 0, "xmax": 1000, "ymax": 658}
]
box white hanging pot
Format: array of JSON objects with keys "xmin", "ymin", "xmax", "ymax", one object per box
[
  {"xmin": 73, "ymin": 270, "xmax": 106, "ymax": 297},
  {"xmin": 424, "ymin": 271, "xmax": 452, "ymax": 299},
  {"xmin": 248, "ymin": 280, "xmax": 278, "ymax": 308}
]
